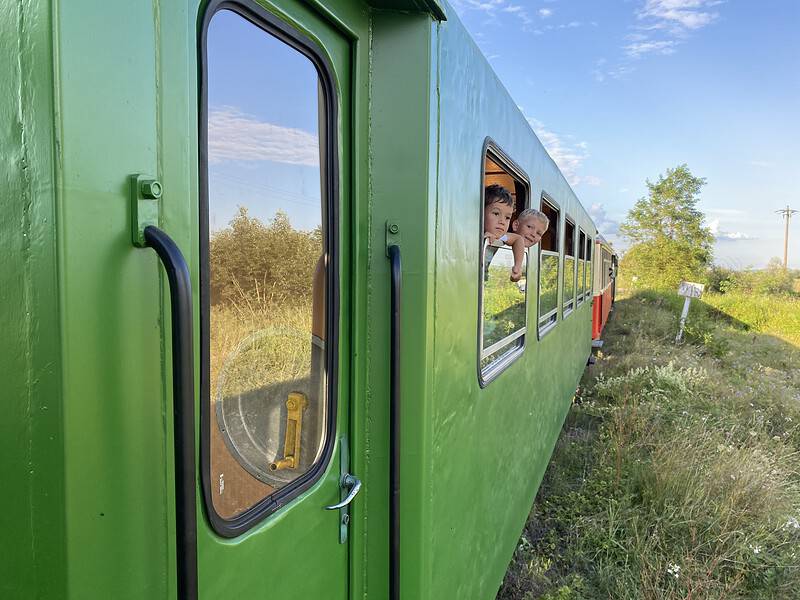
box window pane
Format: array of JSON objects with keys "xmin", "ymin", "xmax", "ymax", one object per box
[
  {"xmin": 581, "ymin": 260, "xmax": 588, "ymax": 296},
  {"xmin": 206, "ymin": 9, "xmax": 329, "ymax": 520},
  {"xmin": 563, "ymin": 256, "xmax": 575, "ymax": 309},
  {"xmin": 539, "ymin": 253, "xmax": 559, "ymax": 320},
  {"xmin": 480, "ymin": 149, "xmax": 530, "ymax": 382},
  {"xmin": 483, "ymin": 246, "xmax": 527, "ymax": 351}
]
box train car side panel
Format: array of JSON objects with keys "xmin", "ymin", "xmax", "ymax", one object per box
[
  {"xmin": 591, "ymin": 238, "xmax": 616, "ymax": 339},
  {"xmin": 429, "ymin": 7, "xmax": 594, "ymax": 597}
]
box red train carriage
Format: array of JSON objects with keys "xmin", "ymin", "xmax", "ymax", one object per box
[{"xmin": 592, "ymin": 235, "xmax": 617, "ymax": 340}]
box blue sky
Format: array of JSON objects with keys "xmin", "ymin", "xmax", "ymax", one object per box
[
  {"xmin": 207, "ymin": 9, "xmax": 322, "ymax": 232},
  {"xmin": 451, "ymin": 0, "xmax": 800, "ymax": 268}
]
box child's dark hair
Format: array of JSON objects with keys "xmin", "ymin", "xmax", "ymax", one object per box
[{"xmin": 484, "ymin": 184, "xmax": 514, "ymax": 209}]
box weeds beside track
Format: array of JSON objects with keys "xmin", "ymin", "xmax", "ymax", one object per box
[{"xmin": 498, "ymin": 290, "xmax": 800, "ymax": 600}]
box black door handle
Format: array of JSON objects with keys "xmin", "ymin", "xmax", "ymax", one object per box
[
  {"xmin": 143, "ymin": 225, "xmax": 198, "ymax": 600},
  {"xmin": 388, "ymin": 244, "xmax": 401, "ymax": 600}
]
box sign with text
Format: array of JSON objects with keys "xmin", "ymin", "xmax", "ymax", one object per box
[{"xmin": 678, "ymin": 281, "xmax": 705, "ymax": 299}]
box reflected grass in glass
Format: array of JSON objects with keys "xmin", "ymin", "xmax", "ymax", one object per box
[
  {"xmin": 482, "ymin": 247, "xmax": 527, "ymax": 350},
  {"xmin": 539, "ymin": 253, "xmax": 559, "ymax": 319},
  {"xmin": 563, "ymin": 257, "xmax": 576, "ymax": 309}
]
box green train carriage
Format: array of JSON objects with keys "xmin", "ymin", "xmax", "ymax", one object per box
[{"xmin": 1, "ymin": 0, "xmax": 602, "ymax": 598}]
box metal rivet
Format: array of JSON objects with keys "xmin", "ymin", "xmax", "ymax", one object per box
[
  {"xmin": 389, "ymin": 223, "xmax": 399, "ymax": 234},
  {"xmin": 140, "ymin": 180, "xmax": 162, "ymax": 199}
]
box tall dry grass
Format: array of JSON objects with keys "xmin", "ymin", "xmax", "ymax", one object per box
[
  {"xmin": 498, "ymin": 290, "xmax": 800, "ymax": 600},
  {"xmin": 210, "ymin": 298, "xmax": 313, "ymax": 399}
]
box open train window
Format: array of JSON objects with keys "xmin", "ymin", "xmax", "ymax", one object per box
[
  {"xmin": 587, "ymin": 236, "xmax": 594, "ymax": 295},
  {"xmin": 478, "ymin": 143, "xmax": 531, "ymax": 386},
  {"xmin": 577, "ymin": 229, "xmax": 587, "ymax": 304},
  {"xmin": 200, "ymin": 6, "xmax": 337, "ymax": 534},
  {"xmin": 562, "ymin": 217, "xmax": 576, "ymax": 316},
  {"xmin": 538, "ymin": 197, "xmax": 560, "ymax": 335},
  {"xmin": 585, "ymin": 233, "xmax": 593, "ymax": 299}
]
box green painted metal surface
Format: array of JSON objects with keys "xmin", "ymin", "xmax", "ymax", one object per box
[
  {"xmin": 0, "ymin": 1, "xmax": 66, "ymax": 598},
  {"xmin": 426, "ymin": 6, "xmax": 594, "ymax": 598},
  {"xmin": 1, "ymin": 0, "xmax": 597, "ymax": 598}
]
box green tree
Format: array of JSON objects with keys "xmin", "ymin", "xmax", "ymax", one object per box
[{"xmin": 619, "ymin": 165, "xmax": 714, "ymax": 290}]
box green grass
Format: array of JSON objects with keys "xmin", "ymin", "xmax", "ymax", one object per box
[
  {"xmin": 210, "ymin": 299, "xmax": 313, "ymax": 399},
  {"xmin": 484, "ymin": 264, "xmax": 527, "ymax": 348},
  {"xmin": 498, "ymin": 289, "xmax": 800, "ymax": 600},
  {"xmin": 703, "ymin": 291, "xmax": 800, "ymax": 346}
]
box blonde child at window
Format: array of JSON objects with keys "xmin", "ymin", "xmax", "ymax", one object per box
[
  {"xmin": 483, "ymin": 184, "xmax": 525, "ymax": 282},
  {"xmin": 511, "ymin": 208, "xmax": 549, "ymax": 248}
]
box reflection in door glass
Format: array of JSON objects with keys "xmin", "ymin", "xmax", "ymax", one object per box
[{"xmin": 206, "ymin": 9, "xmax": 328, "ymax": 519}]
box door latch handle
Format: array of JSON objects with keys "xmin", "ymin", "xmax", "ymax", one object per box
[{"xmin": 324, "ymin": 474, "xmax": 361, "ymax": 510}]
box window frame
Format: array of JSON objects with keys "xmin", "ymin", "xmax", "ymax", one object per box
[
  {"xmin": 578, "ymin": 229, "xmax": 592, "ymax": 305},
  {"xmin": 538, "ymin": 193, "xmax": 561, "ymax": 337},
  {"xmin": 477, "ymin": 139, "xmax": 532, "ymax": 387},
  {"xmin": 199, "ymin": 0, "xmax": 340, "ymax": 538},
  {"xmin": 562, "ymin": 216, "xmax": 577, "ymax": 318},
  {"xmin": 577, "ymin": 228, "xmax": 587, "ymax": 305}
]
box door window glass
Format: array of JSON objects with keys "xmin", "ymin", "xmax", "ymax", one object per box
[{"xmin": 205, "ymin": 9, "xmax": 331, "ymax": 520}]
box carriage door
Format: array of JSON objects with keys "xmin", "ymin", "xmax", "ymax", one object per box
[{"xmin": 197, "ymin": 2, "xmax": 353, "ymax": 597}]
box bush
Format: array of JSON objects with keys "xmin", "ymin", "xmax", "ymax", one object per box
[
  {"xmin": 619, "ymin": 239, "xmax": 709, "ymax": 291},
  {"xmin": 210, "ymin": 207, "xmax": 322, "ymax": 306},
  {"xmin": 706, "ymin": 260, "xmax": 799, "ymax": 297},
  {"xmin": 705, "ymin": 265, "xmax": 736, "ymax": 293}
]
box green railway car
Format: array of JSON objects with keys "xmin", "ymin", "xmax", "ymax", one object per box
[{"xmin": 1, "ymin": 0, "xmax": 602, "ymax": 598}]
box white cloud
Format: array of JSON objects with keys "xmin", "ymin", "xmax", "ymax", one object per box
[
  {"xmin": 638, "ymin": 0, "xmax": 722, "ymax": 33},
  {"xmin": 451, "ymin": 0, "xmax": 533, "ymax": 28},
  {"xmin": 208, "ymin": 107, "xmax": 319, "ymax": 166},
  {"xmin": 595, "ymin": 64, "xmax": 636, "ymax": 82},
  {"xmin": 538, "ymin": 8, "xmax": 552, "ymax": 17},
  {"xmin": 718, "ymin": 231, "xmax": 753, "ymax": 240},
  {"xmin": 749, "ymin": 160, "xmax": 773, "ymax": 168},
  {"xmin": 525, "ymin": 116, "xmax": 600, "ymax": 188},
  {"xmin": 589, "ymin": 203, "xmax": 620, "ymax": 235},
  {"xmin": 620, "ymin": 1, "xmax": 723, "ymax": 61},
  {"xmin": 591, "ymin": 0, "xmax": 725, "ymax": 81},
  {"xmin": 709, "ymin": 218, "xmax": 753, "ymax": 241},
  {"xmin": 609, "ymin": 66, "xmax": 636, "ymax": 78},
  {"xmin": 624, "ymin": 39, "xmax": 678, "ymax": 58}
]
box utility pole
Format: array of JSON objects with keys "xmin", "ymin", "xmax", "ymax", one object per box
[{"xmin": 775, "ymin": 206, "xmax": 798, "ymax": 269}]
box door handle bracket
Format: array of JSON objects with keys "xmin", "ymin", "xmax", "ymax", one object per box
[{"xmin": 130, "ymin": 173, "xmax": 162, "ymax": 247}]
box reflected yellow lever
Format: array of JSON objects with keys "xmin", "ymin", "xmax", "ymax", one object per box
[{"xmin": 269, "ymin": 392, "xmax": 308, "ymax": 471}]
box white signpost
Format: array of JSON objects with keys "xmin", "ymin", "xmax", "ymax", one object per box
[{"xmin": 676, "ymin": 281, "xmax": 705, "ymax": 343}]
